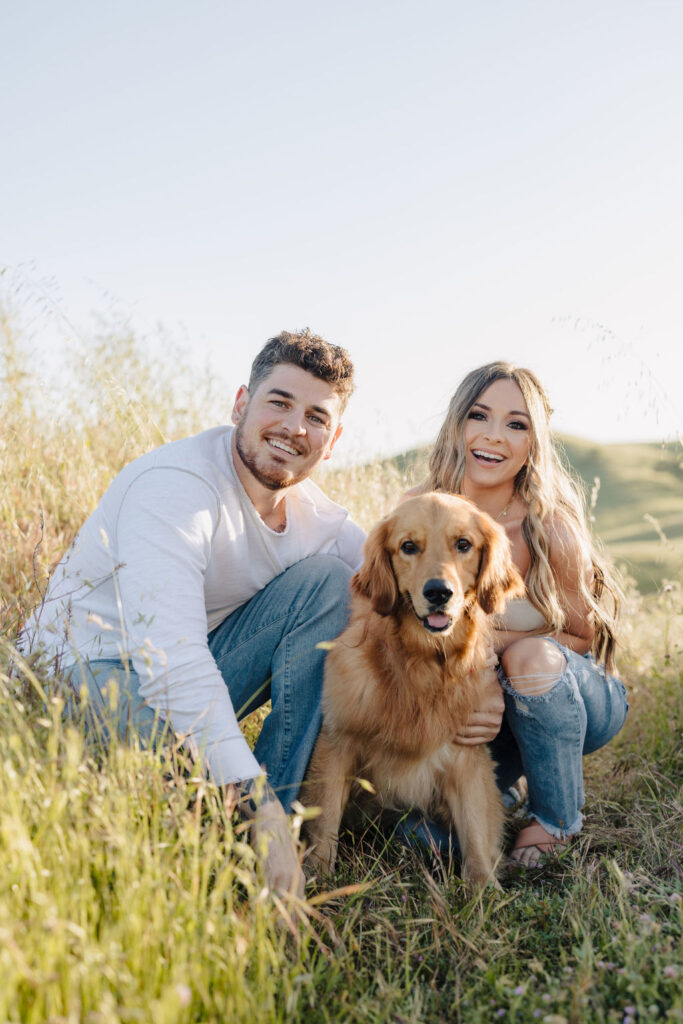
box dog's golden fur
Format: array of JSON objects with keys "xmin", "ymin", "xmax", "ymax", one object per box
[{"xmin": 303, "ymin": 492, "xmax": 524, "ymax": 885}]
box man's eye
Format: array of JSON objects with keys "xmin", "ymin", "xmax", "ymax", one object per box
[
  {"xmin": 455, "ymin": 538, "xmax": 472, "ymax": 552},
  {"xmin": 400, "ymin": 540, "xmax": 419, "ymax": 555},
  {"xmin": 308, "ymin": 414, "xmax": 324, "ymax": 425}
]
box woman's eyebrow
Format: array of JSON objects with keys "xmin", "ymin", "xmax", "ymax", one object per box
[{"xmin": 473, "ymin": 401, "xmax": 530, "ymax": 418}]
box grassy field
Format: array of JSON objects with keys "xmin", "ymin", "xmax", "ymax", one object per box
[{"xmin": 1, "ymin": 313, "xmax": 681, "ymax": 1023}]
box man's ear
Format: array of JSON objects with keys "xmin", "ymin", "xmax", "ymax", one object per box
[
  {"xmin": 323, "ymin": 422, "xmax": 343, "ymax": 461},
  {"xmin": 231, "ymin": 385, "xmax": 249, "ymax": 425}
]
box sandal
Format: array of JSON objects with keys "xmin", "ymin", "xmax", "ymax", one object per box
[{"xmin": 508, "ymin": 821, "xmax": 568, "ymax": 868}]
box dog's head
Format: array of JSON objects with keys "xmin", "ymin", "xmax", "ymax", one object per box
[{"xmin": 352, "ymin": 492, "xmax": 525, "ymax": 635}]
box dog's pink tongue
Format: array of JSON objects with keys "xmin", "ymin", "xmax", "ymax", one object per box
[{"xmin": 427, "ymin": 613, "xmax": 450, "ymax": 629}]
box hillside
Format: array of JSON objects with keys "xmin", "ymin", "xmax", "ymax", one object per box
[{"xmin": 390, "ymin": 437, "xmax": 683, "ymax": 593}]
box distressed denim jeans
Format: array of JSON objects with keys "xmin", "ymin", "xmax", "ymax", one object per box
[
  {"xmin": 492, "ymin": 637, "xmax": 629, "ymax": 838},
  {"xmin": 394, "ymin": 638, "xmax": 629, "ymax": 852},
  {"xmin": 64, "ymin": 553, "xmax": 353, "ymax": 813}
]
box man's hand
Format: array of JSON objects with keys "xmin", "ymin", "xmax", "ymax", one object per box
[
  {"xmin": 237, "ymin": 776, "xmax": 305, "ymax": 899},
  {"xmin": 454, "ymin": 649, "xmax": 505, "ymax": 746},
  {"xmin": 251, "ymin": 799, "xmax": 305, "ymax": 898}
]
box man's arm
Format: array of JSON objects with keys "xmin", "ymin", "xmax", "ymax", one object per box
[
  {"xmin": 114, "ymin": 468, "xmax": 262, "ymax": 785},
  {"xmin": 111, "ymin": 470, "xmax": 304, "ymax": 893}
]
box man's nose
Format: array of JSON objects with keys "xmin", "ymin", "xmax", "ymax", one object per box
[{"xmin": 281, "ymin": 407, "xmax": 306, "ymax": 434}]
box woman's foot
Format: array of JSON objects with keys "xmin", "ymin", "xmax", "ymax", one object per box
[{"xmin": 509, "ymin": 820, "xmax": 568, "ymax": 867}]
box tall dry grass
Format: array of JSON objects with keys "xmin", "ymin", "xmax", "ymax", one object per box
[{"xmin": 1, "ymin": 305, "xmax": 681, "ymax": 1023}]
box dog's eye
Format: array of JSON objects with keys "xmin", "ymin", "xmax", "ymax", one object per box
[
  {"xmin": 400, "ymin": 540, "xmax": 419, "ymax": 555},
  {"xmin": 455, "ymin": 538, "xmax": 472, "ymax": 552}
]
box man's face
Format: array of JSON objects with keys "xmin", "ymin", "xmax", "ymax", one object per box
[{"xmin": 231, "ymin": 363, "xmax": 343, "ymax": 490}]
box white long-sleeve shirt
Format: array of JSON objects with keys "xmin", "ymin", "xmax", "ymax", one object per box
[{"xmin": 25, "ymin": 426, "xmax": 365, "ymax": 785}]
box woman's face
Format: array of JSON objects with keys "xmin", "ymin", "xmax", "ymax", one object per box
[{"xmin": 462, "ymin": 378, "xmax": 532, "ymax": 489}]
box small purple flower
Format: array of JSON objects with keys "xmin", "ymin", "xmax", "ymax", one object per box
[
  {"xmin": 514, "ymin": 985, "xmax": 524, "ymax": 996},
  {"xmin": 623, "ymin": 1016, "xmax": 634, "ymax": 1024},
  {"xmin": 541, "ymin": 994, "xmax": 551, "ymax": 1004},
  {"xmin": 533, "ymin": 1012, "xmax": 542, "ymax": 1020},
  {"xmin": 496, "ymin": 1011, "xmax": 505, "ymax": 1018},
  {"xmin": 664, "ymin": 965, "xmax": 678, "ymax": 978},
  {"xmin": 624, "ymin": 1006, "xmax": 636, "ymax": 1015}
]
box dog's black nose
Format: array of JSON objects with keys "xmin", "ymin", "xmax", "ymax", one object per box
[{"xmin": 423, "ymin": 579, "xmax": 453, "ymax": 608}]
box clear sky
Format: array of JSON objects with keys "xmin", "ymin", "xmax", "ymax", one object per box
[{"xmin": 3, "ymin": 0, "xmax": 682, "ymax": 461}]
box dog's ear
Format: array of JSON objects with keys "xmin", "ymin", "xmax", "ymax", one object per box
[
  {"xmin": 351, "ymin": 518, "xmax": 399, "ymax": 616},
  {"xmin": 476, "ymin": 513, "xmax": 525, "ymax": 614}
]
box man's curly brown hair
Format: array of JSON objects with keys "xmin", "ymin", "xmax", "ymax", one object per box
[{"xmin": 248, "ymin": 329, "xmax": 355, "ymax": 413}]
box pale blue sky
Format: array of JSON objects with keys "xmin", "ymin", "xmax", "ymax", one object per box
[{"xmin": 3, "ymin": 0, "xmax": 682, "ymax": 459}]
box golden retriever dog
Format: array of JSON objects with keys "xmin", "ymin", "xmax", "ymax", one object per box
[{"xmin": 303, "ymin": 492, "xmax": 524, "ymax": 886}]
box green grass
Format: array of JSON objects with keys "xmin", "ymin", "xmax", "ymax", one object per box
[{"xmin": 1, "ymin": 305, "xmax": 681, "ymax": 1022}]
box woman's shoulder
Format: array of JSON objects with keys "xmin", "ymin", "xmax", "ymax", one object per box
[{"xmin": 399, "ymin": 482, "xmax": 431, "ymax": 504}]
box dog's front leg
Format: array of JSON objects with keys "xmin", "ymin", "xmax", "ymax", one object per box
[
  {"xmin": 443, "ymin": 748, "xmax": 504, "ymax": 888},
  {"xmin": 301, "ymin": 729, "xmax": 355, "ymax": 875}
]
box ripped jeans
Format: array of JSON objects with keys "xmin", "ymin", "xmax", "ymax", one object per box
[
  {"xmin": 395, "ymin": 638, "xmax": 628, "ymax": 852},
  {"xmin": 490, "ymin": 637, "xmax": 629, "ymax": 838}
]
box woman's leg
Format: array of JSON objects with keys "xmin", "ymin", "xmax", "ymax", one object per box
[{"xmin": 500, "ymin": 636, "xmax": 628, "ymax": 863}]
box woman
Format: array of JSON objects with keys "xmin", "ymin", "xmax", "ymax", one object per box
[{"xmin": 406, "ymin": 361, "xmax": 628, "ymax": 866}]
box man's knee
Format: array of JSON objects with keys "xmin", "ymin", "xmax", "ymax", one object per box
[
  {"xmin": 284, "ymin": 554, "xmax": 353, "ymax": 600},
  {"xmin": 279, "ymin": 554, "xmax": 353, "ymax": 633},
  {"xmin": 501, "ymin": 638, "xmax": 566, "ymax": 696}
]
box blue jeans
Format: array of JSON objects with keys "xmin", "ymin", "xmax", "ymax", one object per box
[
  {"xmin": 63, "ymin": 554, "xmax": 353, "ymax": 813},
  {"xmin": 395, "ymin": 638, "xmax": 629, "ymax": 851}
]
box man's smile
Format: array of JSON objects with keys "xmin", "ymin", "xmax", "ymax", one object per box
[{"xmin": 266, "ymin": 436, "xmax": 303, "ymax": 457}]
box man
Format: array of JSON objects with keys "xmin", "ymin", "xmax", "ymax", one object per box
[{"xmin": 25, "ymin": 330, "xmax": 365, "ymax": 896}]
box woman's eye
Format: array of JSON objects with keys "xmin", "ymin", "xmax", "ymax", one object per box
[
  {"xmin": 508, "ymin": 420, "xmax": 528, "ymax": 431},
  {"xmin": 456, "ymin": 538, "xmax": 472, "ymax": 552},
  {"xmin": 467, "ymin": 411, "xmax": 486, "ymax": 421},
  {"xmin": 400, "ymin": 540, "xmax": 418, "ymax": 555}
]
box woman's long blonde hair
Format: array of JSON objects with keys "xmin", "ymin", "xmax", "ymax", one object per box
[{"xmin": 427, "ymin": 361, "xmax": 621, "ymax": 670}]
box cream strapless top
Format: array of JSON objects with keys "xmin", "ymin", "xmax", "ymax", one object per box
[{"xmin": 494, "ymin": 597, "xmax": 547, "ymax": 632}]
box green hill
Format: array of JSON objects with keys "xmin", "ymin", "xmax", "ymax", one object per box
[{"xmin": 392, "ymin": 437, "xmax": 683, "ymax": 594}]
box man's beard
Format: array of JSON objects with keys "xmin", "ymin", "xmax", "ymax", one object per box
[{"xmin": 234, "ymin": 421, "xmax": 309, "ymax": 491}]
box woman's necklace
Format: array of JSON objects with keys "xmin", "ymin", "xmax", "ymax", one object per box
[
  {"xmin": 462, "ymin": 486, "xmax": 516, "ymax": 522},
  {"xmin": 495, "ymin": 493, "xmax": 516, "ymax": 521}
]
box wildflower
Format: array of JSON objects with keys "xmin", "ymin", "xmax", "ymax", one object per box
[
  {"xmin": 664, "ymin": 965, "xmax": 678, "ymax": 978},
  {"xmin": 514, "ymin": 985, "xmax": 525, "ymax": 996},
  {"xmin": 175, "ymin": 984, "xmax": 191, "ymax": 1007}
]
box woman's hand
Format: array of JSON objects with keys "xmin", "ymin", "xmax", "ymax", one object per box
[{"xmin": 454, "ymin": 648, "xmax": 505, "ymax": 745}]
